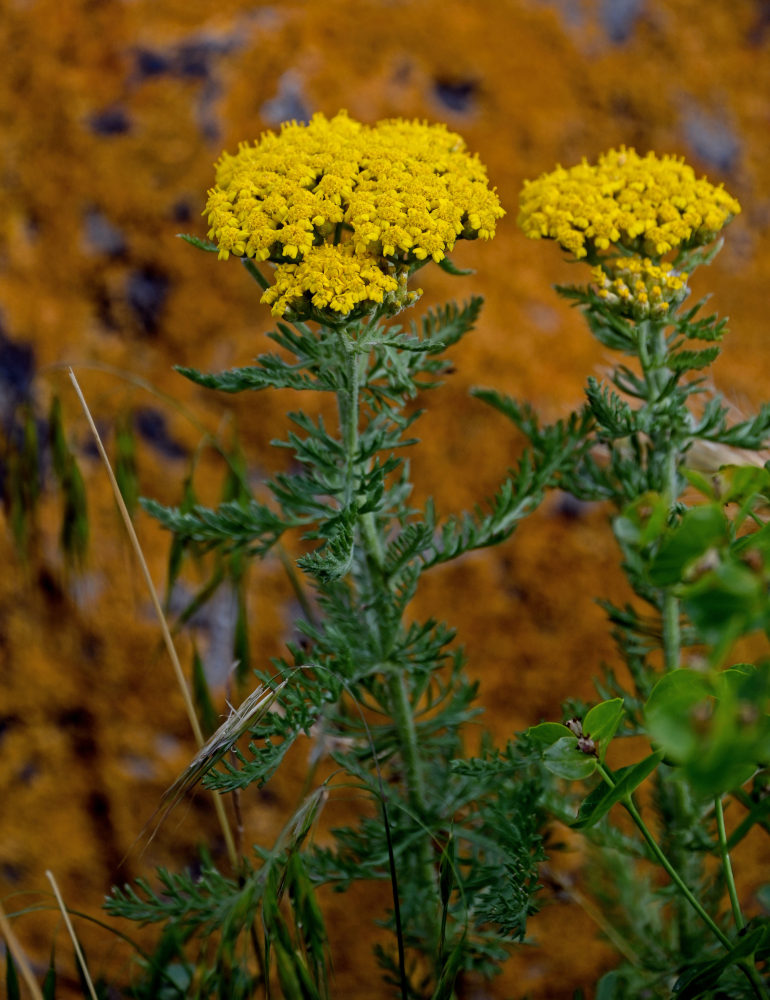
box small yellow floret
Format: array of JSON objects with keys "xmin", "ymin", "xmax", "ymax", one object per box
[
  {"xmin": 591, "ymin": 257, "xmax": 689, "ymax": 319},
  {"xmin": 261, "ymin": 244, "xmax": 400, "ymax": 318}
]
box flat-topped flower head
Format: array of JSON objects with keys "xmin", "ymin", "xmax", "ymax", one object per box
[
  {"xmin": 203, "ymin": 111, "xmax": 503, "ymax": 318},
  {"xmin": 518, "ymin": 147, "xmax": 740, "ymax": 262},
  {"xmin": 592, "ymin": 257, "xmax": 689, "ymax": 320}
]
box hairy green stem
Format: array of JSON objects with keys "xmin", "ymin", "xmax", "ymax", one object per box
[
  {"xmin": 387, "ymin": 670, "xmax": 427, "ymax": 809},
  {"xmin": 715, "ymin": 796, "xmax": 744, "ymax": 931},
  {"xmin": 336, "ymin": 328, "xmax": 439, "ymax": 962}
]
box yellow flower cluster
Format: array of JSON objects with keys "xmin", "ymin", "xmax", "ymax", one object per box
[
  {"xmin": 261, "ymin": 244, "xmax": 402, "ymax": 318},
  {"xmin": 592, "ymin": 257, "xmax": 689, "ymax": 319},
  {"xmin": 518, "ymin": 147, "xmax": 740, "ymax": 260},
  {"xmin": 204, "ymin": 111, "xmax": 503, "ymax": 317}
]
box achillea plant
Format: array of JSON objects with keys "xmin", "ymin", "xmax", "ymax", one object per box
[
  {"xmin": 480, "ymin": 149, "xmax": 770, "ymax": 998},
  {"xmin": 105, "ymin": 113, "xmax": 577, "ymax": 1000},
  {"xmin": 11, "ymin": 127, "xmax": 770, "ymax": 1000}
]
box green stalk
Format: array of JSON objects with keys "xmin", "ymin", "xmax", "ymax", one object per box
[
  {"xmin": 337, "ymin": 331, "xmax": 359, "ymax": 508},
  {"xmin": 714, "ymin": 799, "xmax": 765, "ymax": 1000},
  {"xmin": 662, "ymin": 443, "xmax": 681, "ymax": 671},
  {"xmin": 639, "ymin": 321, "xmax": 682, "ymax": 671},
  {"xmin": 715, "ymin": 796, "xmax": 744, "ymax": 931},
  {"xmin": 597, "ymin": 764, "xmax": 729, "ymax": 948}
]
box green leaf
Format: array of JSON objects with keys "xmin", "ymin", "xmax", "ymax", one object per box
[
  {"xmin": 526, "ymin": 722, "xmax": 571, "ymax": 749},
  {"xmin": 61, "ymin": 454, "xmax": 89, "ymax": 568},
  {"xmin": 645, "ymin": 666, "xmax": 770, "ymax": 796},
  {"xmin": 142, "ymin": 496, "xmax": 292, "ymax": 556},
  {"xmin": 5, "ymin": 949, "xmax": 20, "ymax": 1000},
  {"xmin": 682, "ymin": 466, "xmax": 718, "ymax": 500},
  {"xmin": 668, "ymin": 346, "xmax": 721, "ymax": 372},
  {"xmin": 191, "ymin": 645, "xmax": 218, "ymax": 739},
  {"xmin": 176, "ymin": 363, "xmax": 324, "ymax": 394},
  {"xmin": 645, "ymin": 670, "xmax": 711, "ymax": 762},
  {"xmin": 572, "ymin": 751, "xmax": 664, "ymax": 830},
  {"xmin": 682, "ymin": 560, "xmax": 764, "ymax": 645},
  {"xmin": 297, "ymin": 509, "xmax": 356, "ymax": 582},
  {"xmin": 583, "ymin": 698, "xmax": 625, "ymax": 762},
  {"xmin": 49, "ymin": 395, "xmax": 70, "ymax": 482},
  {"xmin": 273, "ymin": 939, "xmax": 306, "ymax": 1000},
  {"xmin": 233, "ymin": 580, "xmax": 251, "ymax": 687},
  {"xmin": 648, "ymin": 505, "xmax": 727, "ymax": 586},
  {"xmin": 674, "ymin": 925, "xmax": 768, "ymax": 999},
  {"xmin": 711, "ymin": 464, "xmax": 770, "ymax": 506},
  {"xmin": 613, "ymin": 492, "xmax": 669, "ymax": 549},
  {"xmin": 595, "ymin": 970, "xmax": 624, "ymax": 1000},
  {"xmin": 437, "ymin": 255, "xmax": 474, "ymax": 276},
  {"xmin": 43, "ymin": 946, "xmax": 56, "ymax": 1000},
  {"xmin": 177, "ymin": 233, "xmax": 219, "ymax": 253},
  {"xmin": 431, "ymin": 934, "xmax": 466, "ymax": 1000},
  {"xmin": 114, "ymin": 413, "xmax": 139, "ymax": 517},
  {"xmin": 543, "ymin": 736, "xmax": 597, "ymax": 781}
]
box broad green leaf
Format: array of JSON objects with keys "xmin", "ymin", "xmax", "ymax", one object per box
[
  {"xmin": 711, "ymin": 464, "xmax": 770, "ymax": 506},
  {"xmin": 645, "ymin": 670, "xmax": 711, "ymax": 762},
  {"xmin": 543, "ymin": 736, "xmax": 597, "ymax": 781},
  {"xmin": 583, "ymin": 698, "xmax": 624, "ymax": 762},
  {"xmin": 525, "ymin": 722, "xmax": 571, "ymax": 749},
  {"xmin": 595, "ymin": 970, "xmax": 624, "ymax": 1000},
  {"xmin": 682, "ymin": 466, "xmax": 718, "ymax": 500},
  {"xmin": 613, "ymin": 492, "xmax": 668, "ymax": 548},
  {"xmin": 648, "ymin": 505, "xmax": 727, "ymax": 586},
  {"xmin": 682, "ymin": 560, "xmax": 764, "ymax": 645},
  {"xmin": 571, "ymin": 751, "xmax": 664, "ymax": 830},
  {"xmin": 646, "ymin": 664, "xmax": 770, "ymax": 796}
]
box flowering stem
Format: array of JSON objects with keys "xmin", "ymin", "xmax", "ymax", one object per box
[
  {"xmin": 638, "ymin": 321, "xmax": 681, "ymax": 670},
  {"xmin": 334, "ymin": 324, "xmax": 439, "ymax": 962}
]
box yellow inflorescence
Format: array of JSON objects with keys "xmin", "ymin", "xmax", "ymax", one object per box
[
  {"xmin": 204, "ymin": 111, "xmax": 503, "ymax": 317},
  {"xmin": 518, "ymin": 147, "xmax": 740, "ymax": 260},
  {"xmin": 592, "ymin": 257, "xmax": 689, "ymax": 319}
]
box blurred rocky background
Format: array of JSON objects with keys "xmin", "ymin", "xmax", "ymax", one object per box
[{"xmin": 1, "ymin": 1, "xmax": 770, "ymax": 996}]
